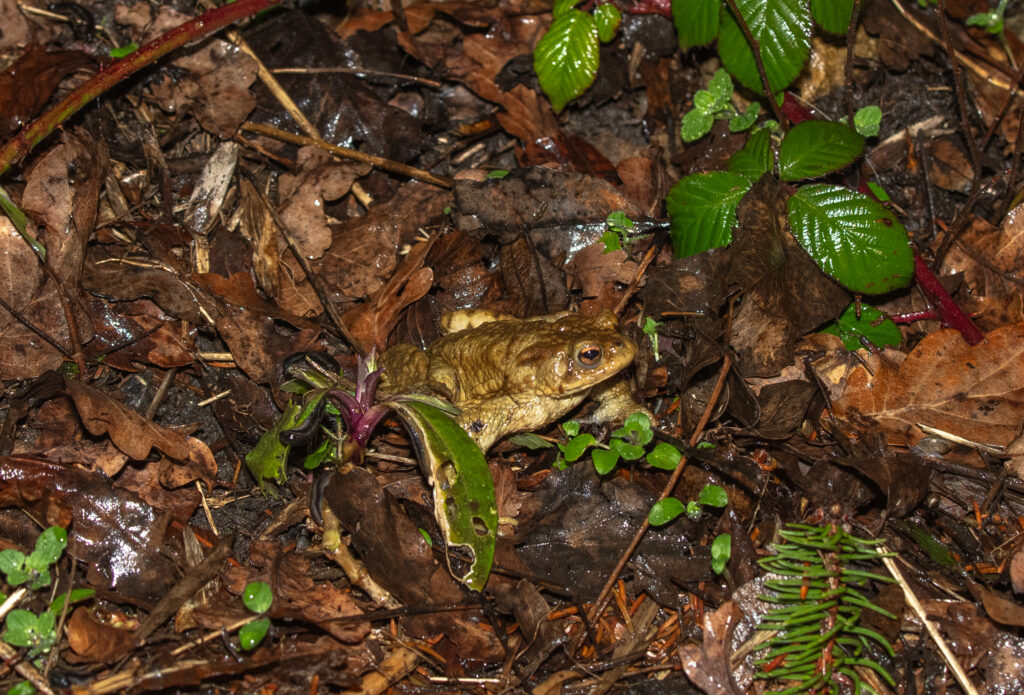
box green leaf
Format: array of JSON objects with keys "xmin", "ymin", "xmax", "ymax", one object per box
[
  {"xmin": 244, "ymin": 395, "xmax": 325, "ymax": 490},
  {"xmin": 708, "ymin": 68, "xmax": 733, "ymax": 108},
  {"xmin": 719, "ymin": 0, "xmax": 813, "ymax": 94},
  {"xmin": 811, "ymin": 0, "xmax": 854, "ymax": 34},
  {"xmin": 562, "ymin": 420, "xmax": 581, "ymax": 437},
  {"xmin": 4, "ymin": 610, "xmax": 55, "ymax": 656},
  {"xmin": 0, "ymin": 184, "xmax": 45, "ymax": 262},
  {"xmin": 667, "ymin": 171, "xmax": 752, "ymax": 257},
  {"xmin": 0, "ymin": 549, "xmax": 24, "ymax": 575},
  {"xmin": 559, "ymin": 433, "xmax": 597, "ymax": 462},
  {"xmin": 609, "ymin": 437, "xmax": 644, "ymax": 461},
  {"xmin": 534, "ymin": 10, "xmax": 600, "ymax": 112},
  {"xmin": 866, "ymin": 181, "xmax": 890, "ymax": 202},
  {"xmin": 593, "ymin": 3, "xmax": 621, "ymax": 42},
  {"xmin": 611, "ymin": 411, "xmax": 653, "ymax": 447},
  {"xmin": 673, "ymin": 0, "xmax": 721, "ymax": 50},
  {"xmin": 686, "ymin": 500, "xmax": 702, "ymax": 520},
  {"xmin": 27, "ymin": 527, "xmax": 66, "ymax": 570},
  {"xmin": 600, "ymin": 230, "xmax": 622, "ymax": 251},
  {"xmin": 787, "ymin": 184, "xmax": 913, "ymax": 294},
  {"xmin": 821, "ymin": 302, "xmax": 902, "ymax": 351},
  {"xmin": 554, "ymin": 0, "xmax": 578, "ymax": 16},
  {"xmin": 693, "ymin": 89, "xmax": 717, "ymax": 114},
  {"xmin": 680, "ymin": 109, "xmax": 715, "ymax": 142},
  {"xmin": 649, "ymin": 497, "xmax": 685, "ymax": 526},
  {"xmin": 727, "ymin": 127, "xmax": 772, "ymax": 178},
  {"xmin": 50, "ymin": 588, "xmax": 94, "ymax": 615},
  {"xmin": 238, "ymin": 617, "xmax": 271, "ymax": 650},
  {"xmin": 242, "ymin": 581, "xmax": 273, "ymax": 613},
  {"xmin": 642, "ymin": 316, "xmax": 661, "ymax": 361},
  {"xmin": 729, "ymin": 101, "xmax": 760, "ymax": 132},
  {"xmin": 647, "ymin": 442, "xmax": 682, "ymax": 470},
  {"xmin": 698, "ymin": 484, "xmax": 729, "ymax": 507},
  {"xmin": 7, "ymin": 680, "xmax": 36, "ymax": 695},
  {"xmin": 854, "ymin": 105, "xmax": 882, "ymax": 138},
  {"xmin": 109, "ymin": 42, "xmax": 139, "ymax": 58},
  {"xmin": 778, "ymin": 120, "xmax": 865, "ymax": 181},
  {"xmin": 302, "ymin": 435, "xmax": 336, "ymax": 470},
  {"xmin": 711, "ymin": 533, "xmax": 732, "ymax": 573},
  {"xmin": 389, "ymin": 400, "xmax": 497, "ymax": 592},
  {"xmin": 486, "ymin": 169, "xmax": 509, "ymax": 179},
  {"xmin": 592, "ymin": 448, "xmax": 620, "ymax": 475}
]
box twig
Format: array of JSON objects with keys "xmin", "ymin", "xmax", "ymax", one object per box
[
  {"xmin": 0, "ymin": 0, "xmax": 285, "ymax": 177},
  {"xmin": 720, "ymin": 0, "xmax": 787, "ymax": 126},
  {"xmin": 581, "ymin": 354, "xmax": 733, "ymax": 640},
  {"xmin": 0, "ymin": 289, "xmax": 71, "ymax": 357},
  {"xmin": 880, "ymin": 550, "xmax": 980, "ymax": 695},
  {"xmin": 913, "ymin": 254, "xmax": 984, "ymax": 345},
  {"xmin": 240, "ymin": 121, "xmax": 453, "ymax": 189},
  {"xmin": 843, "ymin": 0, "xmax": 862, "ymax": 126}
]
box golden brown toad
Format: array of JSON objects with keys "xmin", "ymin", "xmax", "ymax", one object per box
[{"xmin": 379, "ymin": 310, "xmax": 647, "ymax": 451}]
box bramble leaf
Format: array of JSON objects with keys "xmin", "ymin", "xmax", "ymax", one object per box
[
  {"xmin": 667, "ymin": 171, "xmax": 752, "ymax": 257},
  {"xmin": 534, "ymin": 10, "xmax": 599, "ymax": 112},
  {"xmin": 719, "ymin": 0, "xmax": 812, "ymax": 93},
  {"xmin": 778, "ymin": 120, "xmax": 864, "ymax": 181}
]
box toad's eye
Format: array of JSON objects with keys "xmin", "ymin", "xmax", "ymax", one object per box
[{"xmin": 576, "ymin": 344, "xmax": 603, "ymax": 368}]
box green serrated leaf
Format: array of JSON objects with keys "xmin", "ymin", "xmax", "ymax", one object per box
[
  {"xmin": 593, "ymin": 3, "xmax": 621, "ymax": 42},
  {"xmin": 667, "ymin": 171, "xmax": 752, "ymax": 257},
  {"xmin": 680, "ymin": 109, "xmax": 715, "ymax": 142},
  {"xmin": 708, "ymin": 68, "xmax": 733, "ymax": 108},
  {"xmin": 719, "ymin": 0, "xmax": 813, "ymax": 94},
  {"xmin": 559, "ymin": 433, "xmax": 597, "ymax": 462},
  {"xmin": 554, "ymin": 0, "xmax": 579, "ymax": 16},
  {"xmin": 821, "ymin": 302, "xmax": 902, "ymax": 350},
  {"xmin": 389, "ymin": 400, "xmax": 496, "ymax": 592},
  {"xmin": 729, "ymin": 101, "xmax": 760, "ymax": 132},
  {"xmin": 534, "ymin": 10, "xmax": 600, "ymax": 112},
  {"xmin": 711, "ymin": 533, "xmax": 732, "ymax": 573},
  {"xmin": 778, "ymin": 120, "xmax": 865, "ymax": 181},
  {"xmin": 238, "ymin": 617, "xmax": 271, "ymax": 650},
  {"xmin": 693, "ymin": 89, "xmax": 717, "ymax": 114},
  {"xmin": 787, "ymin": 184, "xmax": 913, "ymax": 294},
  {"xmin": 854, "ymin": 105, "xmax": 882, "ymax": 138},
  {"xmin": 242, "ymin": 581, "xmax": 273, "ymax": 613},
  {"xmin": 649, "ymin": 497, "xmax": 685, "ymax": 526},
  {"xmin": 727, "ymin": 127, "xmax": 772, "ymax": 178},
  {"xmin": 647, "ymin": 442, "xmax": 682, "ymax": 470},
  {"xmin": 698, "ymin": 484, "xmax": 729, "ymax": 507},
  {"xmin": 673, "ymin": 0, "xmax": 721, "ymax": 50},
  {"xmin": 811, "ymin": 0, "xmax": 854, "ymax": 34},
  {"xmin": 592, "ymin": 447, "xmax": 620, "ymax": 474}
]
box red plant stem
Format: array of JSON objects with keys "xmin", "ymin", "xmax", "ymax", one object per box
[
  {"xmin": 914, "ymin": 254, "xmax": 984, "ymax": 345},
  {"xmin": 0, "ymin": 0, "xmax": 283, "ymax": 177}
]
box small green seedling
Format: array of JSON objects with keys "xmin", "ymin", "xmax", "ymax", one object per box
[
  {"xmin": 680, "ymin": 69, "xmax": 760, "ymax": 142},
  {"xmin": 0, "ymin": 527, "xmax": 67, "ymax": 591},
  {"xmin": 641, "ymin": 317, "xmax": 662, "ymax": 362},
  {"xmin": 602, "ymin": 210, "xmax": 636, "ymax": 252},
  {"xmin": 239, "ymin": 581, "xmax": 273, "ymax": 651}
]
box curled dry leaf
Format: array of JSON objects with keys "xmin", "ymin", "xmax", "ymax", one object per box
[
  {"xmin": 64, "ymin": 376, "xmax": 216, "ymax": 485},
  {"xmin": 831, "ymin": 323, "xmax": 1024, "ymax": 454}
]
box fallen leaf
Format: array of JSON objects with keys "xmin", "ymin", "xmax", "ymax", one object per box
[
  {"xmin": 0, "ymin": 44, "xmax": 93, "ymax": 137},
  {"xmin": 64, "ymin": 377, "xmax": 216, "ymax": 485},
  {"xmin": 832, "ymin": 323, "xmax": 1024, "ymax": 452}
]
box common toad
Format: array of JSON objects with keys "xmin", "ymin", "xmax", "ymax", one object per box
[{"xmin": 380, "ymin": 310, "xmax": 647, "ymax": 451}]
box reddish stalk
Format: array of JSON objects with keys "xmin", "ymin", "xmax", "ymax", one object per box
[
  {"xmin": 913, "ymin": 254, "xmax": 984, "ymax": 345},
  {"xmin": 0, "ymin": 0, "xmax": 284, "ymax": 177}
]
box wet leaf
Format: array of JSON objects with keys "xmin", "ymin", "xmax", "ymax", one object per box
[
  {"xmin": 534, "ymin": 10, "xmax": 599, "ymax": 112},
  {"xmin": 673, "ymin": 0, "xmax": 720, "ymax": 50},
  {"xmin": 812, "ymin": 0, "xmax": 855, "ymax": 34},
  {"xmin": 719, "ymin": 0, "xmax": 812, "ymax": 93},
  {"xmin": 821, "ymin": 302, "xmax": 903, "ymax": 350},
  {"xmin": 778, "ymin": 120, "xmax": 865, "ymax": 181},
  {"xmin": 666, "ymin": 171, "xmax": 752, "ymax": 257}
]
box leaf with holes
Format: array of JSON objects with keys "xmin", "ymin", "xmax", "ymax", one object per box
[
  {"xmin": 389, "ymin": 399, "xmax": 496, "ymax": 592},
  {"xmin": 787, "ymin": 184, "xmax": 913, "ymax": 294},
  {"xmin": 778, "ymin": 120, "xmax": 864, "ymax": 181},
  {"xmin": 719, "ymin": 0, "xmax": 812, "ymax": 93},
  {"xmin": 673, "ymin": 0, "xmax": 721, "ymax": 50},
  {"xmin": 534, "ymin": 9, "xmax": 599, "ymax": 112},
  {"xmin": 667, "ymin": 171, "xmax": 752, "ymax": 257}
]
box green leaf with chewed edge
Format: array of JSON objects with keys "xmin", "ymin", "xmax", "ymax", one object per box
[
  {"xmin": 811, "ymin": 0, "xmax": 854, "ymax": 34},
  {"xmin": 719, "ymin": 0, "xmax": 812, "ymax": 94},
  {"xmin": 821, "ymin": 302, "xmax": 902, "ymax": 350},
  {"xmin": 667, "ymin": 171, "xmax": 752, "ymax": 257},
  {"xmin": 778, "ymin": 120, "xmax": 864, "ymax": 181},
  {"xmin": 244, "ymin": 395, "xmax": 325, "ymax": 490},
  {"xmin": 534, "ymin": 9, "xmax": 599, "ymax": 112},
  {"xmin": 389, "ymin": 399, "xmax": 496, "ymax": 592},
  {"xmin": 673, "ymin": 0, "xmax": 720, "ymax": 50},
  {"xmin": 649, "ymin": 497, "xmax": 685, "ymax": 526},
  {"xmin": 787, "ymin": 184, "xmax": 913, "ymax": 294},
  {"xmin": 727, "ymin": 127, "xmax": 772, "ymax": 178},
  {"xmin": 593, "ymin": 3, "xmax": 621, "ymax": 42}
]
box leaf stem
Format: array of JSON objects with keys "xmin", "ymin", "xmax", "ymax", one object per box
[
  {"xmin": 913, "ymin": 254, "xmax": 984, "ymax": 345},
  {"xmin": 719, "ymin": 0, "xmax": 787, "ymax": 126}
]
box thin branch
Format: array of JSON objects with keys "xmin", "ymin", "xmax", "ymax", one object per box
[
  {"xmin": 843, "ymin": 0, "xmax": 862, "ymax": 126},
  {"xmin": 720, "ymin": 0, "xmax": 787, "ymax": 126},
  {"xmin": 913, "ymin": 254, "xmax": 984, "ymax": 345}
]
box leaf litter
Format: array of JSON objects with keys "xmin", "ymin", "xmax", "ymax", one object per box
[{"xmin": 0, "ymin": 0, "xmax": 1022, "ymax": 692}]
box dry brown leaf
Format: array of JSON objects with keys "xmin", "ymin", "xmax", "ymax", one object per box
[
  {"xmin": 64, "ymin": 377, "xmax": 216, "ymax": 485},
  {"xmin": 831, "ymin": 324, "xmax": 1024, "ymax": 452}
]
